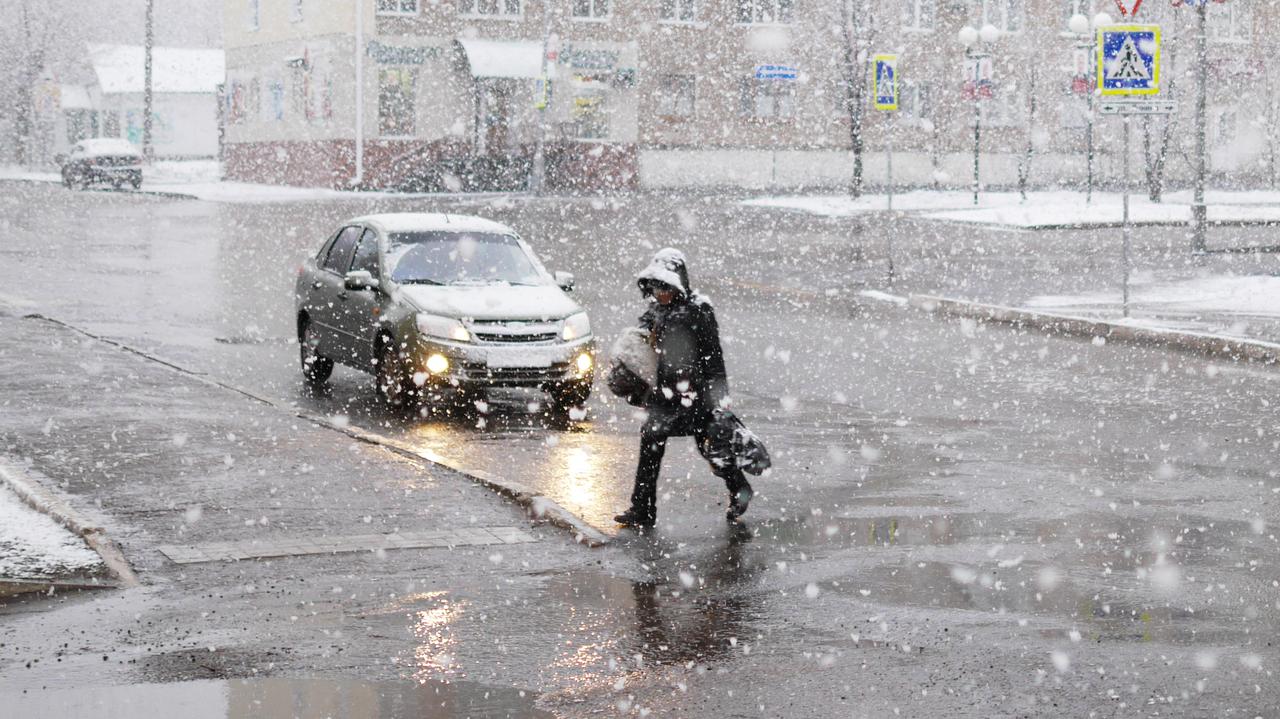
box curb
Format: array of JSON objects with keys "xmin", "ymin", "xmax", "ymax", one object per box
[
  {"xmin": 300, "ymin": 413, "xmax": 612, "ymax": 548},
  {"xmin": 15, "ymin": 313, "xmax": 612, "ymax": 551},
  {"xmin": 0, "ymin": 457, "xmax": 139, "ymax": 588},
  {"xmin": 908, "ymin": 294, "xmax": 1280, "ymax": 365}
]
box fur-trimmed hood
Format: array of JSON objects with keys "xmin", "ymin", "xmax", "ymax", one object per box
[{"xmin": 636, "ymin": 248, "xmax": 692, "ymax": 297}]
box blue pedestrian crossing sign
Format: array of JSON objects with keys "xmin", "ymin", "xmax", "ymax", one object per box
[
  {"xmin": 872, "ymin": 54, "xmax": 898, "ymax": 111},
  {"xmin": 1097, "ymin": 26, "xmax": 1161, "ymax": 96}
]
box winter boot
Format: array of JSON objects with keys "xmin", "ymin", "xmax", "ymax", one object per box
[
  {"xmin": 614, "ymin": 509, "xmax": 655, "ymax": 529},
  {"xmin": 727, "ymin": 485, "xmax": 753, "ymax": 521}
]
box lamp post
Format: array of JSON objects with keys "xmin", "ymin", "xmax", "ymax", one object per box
[
  {"xmin": 529, "ymin": 3, "xmax": 555, "ymax": 195},
  {"xmin": 1190, "ymin": 0, "xmax": 1209, "ymax": 253},
  {"xmin": 143, "ymin": 0, "xmax": 154, "ymax": 162},
  {"xmin": 1068, "ymin": 12, "xmax": 1114, "ymax": 204},
  {"xmin": 959, "ymin": 24, "xmax": 1000, "ymax": 206}
]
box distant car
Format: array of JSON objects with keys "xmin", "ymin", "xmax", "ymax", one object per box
[
  {"xmin": 59, "ymin": 138, "xmax": 143, "ymax": 190},
  {"xmin": 295, "ymin": 213, "xmax": 595, "ymax": 413}
]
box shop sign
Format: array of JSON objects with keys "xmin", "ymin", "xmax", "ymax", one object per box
[{"xmin": 366, "ymin": 40, "xmax": 439, "ymax": 65}]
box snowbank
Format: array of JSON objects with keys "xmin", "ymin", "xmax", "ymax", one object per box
[{"xmin": 0, "ymin": 483, "xmax": 103, "ymax": 580}]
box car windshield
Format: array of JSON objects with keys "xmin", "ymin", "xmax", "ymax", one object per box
[{"xmin": 385, "ymin": 231, "xmax": 544, "ymax": 286}]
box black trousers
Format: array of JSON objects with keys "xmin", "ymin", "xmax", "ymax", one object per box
[{"xmin": 629, "ymin": 420, "xmax": 751, "ymax": 523}]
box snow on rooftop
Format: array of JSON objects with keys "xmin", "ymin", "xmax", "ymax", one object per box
[
  {"xmin": 88, "ymin": 43, "xmax": 224, "ymax": 95},
  {"xmin": 354, "ymin": 213, "xmax": 517, "ymax": 235}
]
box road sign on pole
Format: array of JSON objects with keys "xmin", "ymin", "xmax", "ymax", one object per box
[
  {"xmin": 1113, "ymin": 0, "xmax": 1144, "ymax": 17},
  {"xmin": 1097, "ymin": 25, "xmax": 1161, "ymax": 96},
  {"xmin": 872, "ymin": 55, "xmax": 898, "ymax": 111}
]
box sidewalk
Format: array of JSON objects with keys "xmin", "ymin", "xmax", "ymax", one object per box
[{"xmin": 0, "ymin": 309, "xmax": 588, "ymax": 690}]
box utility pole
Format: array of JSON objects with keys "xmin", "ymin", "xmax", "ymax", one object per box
[
  {"xmin": 1190, "ymin": 1, "xmax": 1209, "ymax": 253},
  {"xmin": 530, "ymin": 1, "xmax": 553, "ymax": 194},
  {"xmin": 143, "ymin": 0, "xmax": 155, "ymax": 161}
]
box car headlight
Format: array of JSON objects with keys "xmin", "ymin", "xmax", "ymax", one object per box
[
  {"xmin": 561, "ymin": 312, "xmax": 591, "ymax": 341},
  {"xmin": 416, "ymin": 314, "xmax": 471, "ymax": 343}
]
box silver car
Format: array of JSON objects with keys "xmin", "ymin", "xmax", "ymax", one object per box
[{"xmin": 295, "ymin": 213, "xmax": 595, "ymax": 412}]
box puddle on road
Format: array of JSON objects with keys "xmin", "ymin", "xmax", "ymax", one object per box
[{"xmin": 1, "ymin": 676, "xmax": 551, "ymax": 718}]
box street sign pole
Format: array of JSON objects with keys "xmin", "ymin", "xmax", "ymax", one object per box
[
  {"xmin": 872, "ymin": 54, "xmax": 899, "ymax": 288},
  {"xmin": 1098, "ymin": 23, "xmax": 1167, "ymax": 319},
  {"xmin": 1122, "ymin": 116, "xmax": 1132, "ymax": 318}
]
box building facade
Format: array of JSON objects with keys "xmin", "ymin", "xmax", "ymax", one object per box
[{"xmin": 222, "ymin": 0, "xmax": 1278, "ymax": 191}]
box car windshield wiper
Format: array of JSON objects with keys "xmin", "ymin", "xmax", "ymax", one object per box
[{"xmin": 398, "ymin": 278, "xmax": 444, "ymax": 285}]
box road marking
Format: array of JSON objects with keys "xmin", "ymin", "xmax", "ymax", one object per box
[{"xmin": 158, "ymin": 526, "xmax": 537, "ymax": 564}]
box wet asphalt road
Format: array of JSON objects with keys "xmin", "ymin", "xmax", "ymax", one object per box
[{"xmin": 1, "ymin": 179, "xmax": 1279, "ymax": 717}]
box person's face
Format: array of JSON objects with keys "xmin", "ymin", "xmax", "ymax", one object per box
[{"xmin": 654, "ymin": 288, "xmax": 676, "ymax": 305}]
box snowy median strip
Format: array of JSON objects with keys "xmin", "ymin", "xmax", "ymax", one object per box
[
  {"xmin": 742, "ymin": 191, "xmax": 1280, "ymax": 229},
  {"xmin": 0, "ymin": 457, "xmax": 137, "ymax": 588},
  {"xmin": 908, "ymin": 294, "xmax": 1280, "ymax": 366}
]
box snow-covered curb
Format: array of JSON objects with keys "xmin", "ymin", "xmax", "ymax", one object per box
[
  {"xmin": 0, "ymin": 457, "xmax": 138, "ymax": 586},
  {"xmin": 908, "ymin": 294, "xmax": 1280, "ymax": 365},
  {"xmin": 742, "ymin": 191, "xmax": 1280, "ymax": 229}
]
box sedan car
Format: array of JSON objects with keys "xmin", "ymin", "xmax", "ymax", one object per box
[
  {"xmin": 295, "ymin": 213, "xmax": 595, "ymax": 413},
  {"xmin": 59, "ymin": 138, "xmax": 143, "ymax": 190}
]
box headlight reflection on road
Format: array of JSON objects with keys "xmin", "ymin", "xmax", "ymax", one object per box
[
  {"xmin": 547, "ymin": 445, "xmax": 602, "ymax": 513},
  {"xmin": 411, "ymin": 594, "xmax": 465, "ymax": 678}
]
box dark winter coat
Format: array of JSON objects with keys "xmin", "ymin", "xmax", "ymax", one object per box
[{"xmin": 635, "ymin": 251, "xmax": 729, "ymax": 435}]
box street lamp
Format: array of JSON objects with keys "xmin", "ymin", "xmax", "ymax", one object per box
[
  {"xmin": 958, "ymin": 24, "xmax": 999, "ymax": 205},
  {"xmin": 1068, "ymin": 11, "xmax": 1114, "ymax": 204}
]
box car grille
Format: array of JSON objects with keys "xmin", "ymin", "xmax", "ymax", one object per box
[
  {"xmin": 469, "ymin": 320, "xmax": 560, "ymax": 345},
  {"xmin": 472, "ymin": 331, "xmax": 559, "ymax": 344},
  {"xmin": 461, "ymin": 362, "xmax": 570, "ymax": 385}
]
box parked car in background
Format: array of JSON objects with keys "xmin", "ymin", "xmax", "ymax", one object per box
[
  {"xmin": 295, "ymin": 213, "xmax": 595, "ymax": 415},
  {"xmin": 59, "ymin": 138, "xmax": 143, "ymax": 190}
]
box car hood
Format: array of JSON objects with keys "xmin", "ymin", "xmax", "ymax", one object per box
[{"xmin": 398, "ymin": 284, "xmax": 582, "ymax": 322}]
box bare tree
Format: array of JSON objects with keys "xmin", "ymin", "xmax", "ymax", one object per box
[
  {"xmin": 839, "ymin": 0, "xmax": 873, "ymax": 198},
  {"xmin": 1017, "ymin": 68, "xmax": 1038, "ymax": 202},
  {"xmin": 1142, "ymin": 18, "xmax": 1178, "ymax": 202},
  {"xmin": 0, "ymin": 0, "xmax": 61, "ymax": 166}
]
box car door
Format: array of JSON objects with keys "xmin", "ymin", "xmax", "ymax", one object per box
[
  {"xmin": 307, "ymin": 225, "xmax": 362, "ymax": 363},
  {"xmin": 338, "ymin": 228, "xmax": 385, "ymax": 369}
]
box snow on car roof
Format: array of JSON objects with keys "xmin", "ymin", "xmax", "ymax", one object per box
[
  {"xmin": 76, "ymin": 138, "xmax": 141, "ymax": 156},
  {"xmin": 353, "ymin": 213, "xmax": 517, "ymax": 236}
]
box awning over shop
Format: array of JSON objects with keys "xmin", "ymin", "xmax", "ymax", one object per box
[{"xmin": 456, "ymin": 38, "xmax": 546, "ymax": 80}]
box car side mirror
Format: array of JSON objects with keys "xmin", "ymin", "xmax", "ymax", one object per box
[
  {"xmin": 554, "ymin": 271, "xmax": 575, "ymax": 292},
  {"xmin": 344, "ymin": 270, "xmax": 379, "ymax": 291}
]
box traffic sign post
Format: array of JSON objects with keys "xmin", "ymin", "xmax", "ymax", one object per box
[
  {"xmin": 872, "ymin": 54, "xmax": 899, "ymax": 287},
  {"xmin": 1097, "ymin": 25, "xmax": 1161, "ymax": 96},
  {"xmin": 1095, "ymin": 25, "xmax": 1170, "ymax": 317}
]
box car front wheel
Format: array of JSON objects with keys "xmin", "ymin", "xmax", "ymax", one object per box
[
  {"xmin": 376, "ymin": 339, "xmax": 414, "ymax": 408},
  {"xmin": 299, "ymin": 320, "xmax": 333, "ymax": 387},
  {"xmin": 550, "ymin": 382, "xmax": 592, "ymax": 417}
]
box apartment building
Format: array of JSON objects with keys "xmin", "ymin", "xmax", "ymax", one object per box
[{"xmin": 222, "ymin": 0, "xmax": 1275, "ymax": 190}]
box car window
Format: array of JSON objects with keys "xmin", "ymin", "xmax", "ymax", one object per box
[
  {"xmin": 321, "ymin": 227, "xmax": 362, "ymax": 274},
  {"xmin": 351, "ymin": 229, "xmax": 381, "ymax": 279},
  {"xmin": 385, "ymin": 232, "xmax": 543, "ymax": 286}
]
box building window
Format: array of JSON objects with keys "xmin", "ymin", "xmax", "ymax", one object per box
[
  {"xmin": 660, "ymin": 0, "xmax": 697, "ymax": 23},
  {"xmin": 1064, "ymin": 0, "xmax": 1096, "ymax": 24},
  {"xmin": 981, "ymin": 0, "xmax": 1023, "ymax": 32},
  {"xmin": 571, "ymin": 90, "xmax": 609, "ymax": 138},
  {"xmin": 247, "ymin": 0, "xmax": 260, "ymax": 30},
  {"xmin": 572, "ymin": 0, "xmax": 609, "ymax": 19},
  {"xmin": 737, "ymin": 0, "xmax": 792, "ymax": 24},
  {"xmin": 378, "ymin": 68, "xmax": 417, "ymax": 136},
  {"xmin": 1214, "ymin": 108, "xmax": 1237, "ymax": 144},
  {"xmin": 657, "ymin": 74, "xmax": 695, "ymax": 118},
  {"xmin": 904, "ymin": 0, "xmax": 934, "ymax": 30},
  {"xmin": 739, "ymin": 78, "xmax": 795, "ymax": 118},
  {"xmin": 376, "ymin": 0, "xmax": 419, "ymax": 16},
  {"xmin": 1208, "ymin": 3, "xmax": 1251, "ymax": 42},
  {"xmin": 458, "ymin": 0, "xmax": 522, "ymax": 17},
  {"xmin": 901, "ymin": 81, "xmax": 931, "ymax": 125},
  {"xmin": 290, "ymin": 0, "xmax": 303, "ymax": 22},
  {"xmin": 268, "ymin": 81, "xmax": 285, "ymax": 122}
]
